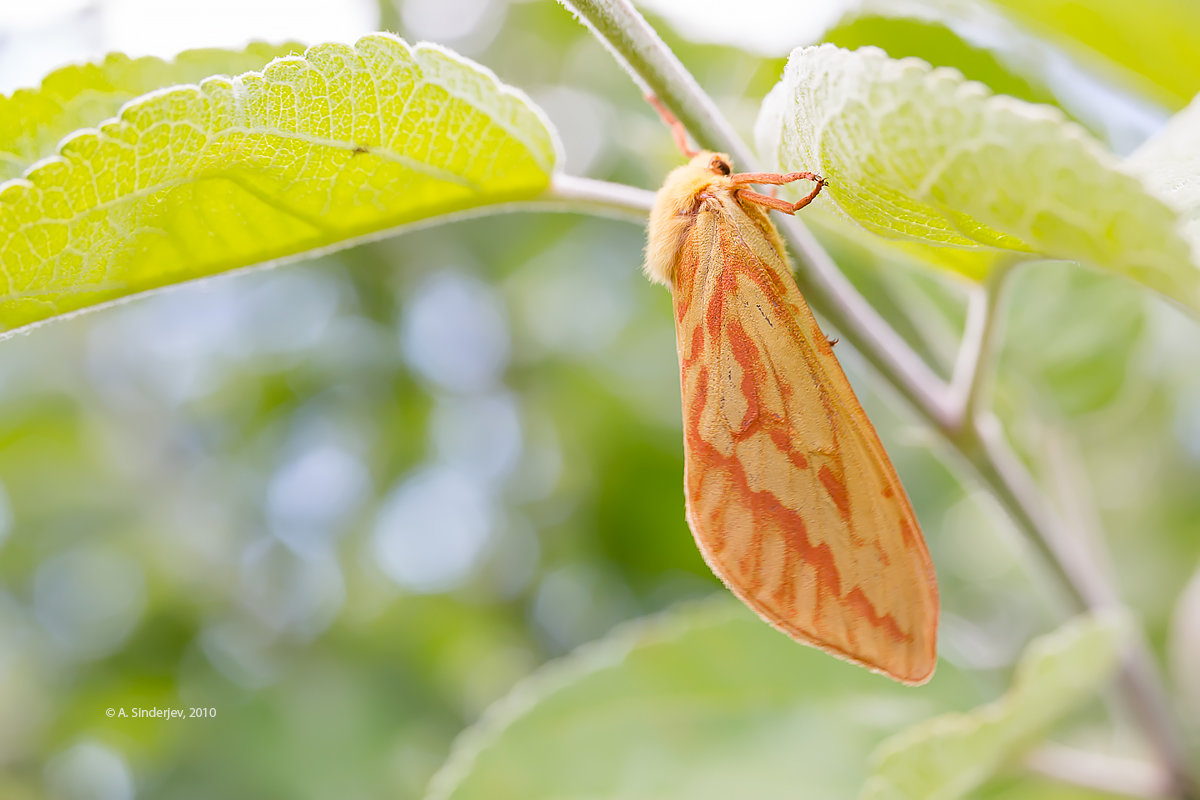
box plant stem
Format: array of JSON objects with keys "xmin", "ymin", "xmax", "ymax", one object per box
[
  {"xmin": 555, "ymin": 0, "xmax": 1196, "ymax": 795},
  {"xmin": 555, "ymin": 0, "xmax": 751, "ymax": 162},
  {"xmin": 956, "ymin": 415, "xmax": 1186, "ymax": 785},
  {"xmin": 546, "ymin": 174, "xmax": 655, "ymax": 220},
  {"xmin": 946, "ymin": 259, "xmax": 1018, "ymax": 432}
]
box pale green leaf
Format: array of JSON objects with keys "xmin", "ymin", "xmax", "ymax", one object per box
[
  {"xmin": 0, "ymin": 34, "xmax": 559, "ymax": 335},
  {"xmin": 426, "ymin": 597, "xmax": 980, "ymax": 800},
  {"xmin": 976, "ymin": 775, "xmax": 1133, "ymax": 800},
  {"xmin": 755, "ymin": 45, "xmax": 1200, "ymax": 312},
  {"xmin": 1129, "ymin": 94, "xmax": 1200, "ymax": 255},
  {"xmin": 860, "ymin": 612, "xmax": 1128, "ymax": 800},
  {"xmin": 987, "ymin": 0, "xmax": 1200, "ymax": 110},
  {"xmin": 818, "ymin": 0, "xmax": 1170, "ymax": 149},
  {"xmin": 1000, "ymin": 265, "xmax": 1147, "ymax": 417},
  {"xmin": 822, "ymin": 0, "xmax": 1062, "ymax": 112},
  {"xmin": 0, "ymin": 41, "xmax": 305, "ymax": 181}
]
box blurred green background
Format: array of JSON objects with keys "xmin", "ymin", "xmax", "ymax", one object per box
[{"xmin": 1, "ymin": 1, "xmax": 1198, "ymax": 798}]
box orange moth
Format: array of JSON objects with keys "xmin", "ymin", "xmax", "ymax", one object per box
[{"xmin": 644, "ymin": 99, "xmax": 939, "ymax": 684}]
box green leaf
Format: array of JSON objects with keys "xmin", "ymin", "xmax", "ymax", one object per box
[
  {"xmin": 987, "ymin": 0, "xmax": 1200, "ymax": 110},
  {"xmin": 425, "ymin": 598, "xmax": 981, "ymax": 800},
  {"xmin": 817, "ymin": 0, "xmax": 1172, "ymax": 149},
  {"xmin": 976, "ymin": 775, "xmax": 1133, "ymax": 800},
  {"xmin": 0, "ymin": 41, "xmax": 306, "ymax": 181},
  {"xmin": 755, "ymin": 45, "xmax": 1200, "ymax": 313},
  {"xmin": 822, "ymin": 0, "xmax": 1062, "ymax": 112},
  {"xmin": 997, "ymin": 264, "xmax": 1147, "ymax": 417},
  {"xmin": 0, "ymin": 34, "xmax": 559, "ymax": 335},
  {"xmin": 1129, "ymin": 94, "xmax": 1200, "ymax": 255},
  {"xmin": 860, "ymin": 612, "xmax": 1128, "ymax": 800}
]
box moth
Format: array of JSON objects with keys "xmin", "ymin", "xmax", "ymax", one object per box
[{"xmin": 644, "ymin": 100, "xmax": 938, "ymax": 684}]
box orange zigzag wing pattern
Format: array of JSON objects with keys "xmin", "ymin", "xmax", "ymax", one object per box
[{"xmin": 645, "ymin": 152, "xmax": 939, "ymax": 684}]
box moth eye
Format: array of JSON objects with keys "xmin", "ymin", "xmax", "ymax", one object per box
[{"xmin": 711, "ymin": 157, "xmax": 731, "ymax": 176}]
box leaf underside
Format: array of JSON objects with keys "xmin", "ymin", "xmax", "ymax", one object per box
[
  {"xmin": 1129, "ymin": 94, "xmax": 1200, "ymax": 254},
  {"xmin": 0, "ymin": 34, "xmax": 559, "ymax": 334},
  {"xmin": 0, "ymin": 41, "xmax": 306, "ymax": 181},
  {"xmin": 821, "ymin": 0, "xmax": 1064, "ymax": 114},
  {"xmin": 755, "ymin": 44, "xmax": 1200, "ymax": 313}
]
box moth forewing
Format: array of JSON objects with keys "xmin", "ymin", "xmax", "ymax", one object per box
[{"xmin": 647, "ymin": 150, "xmax": 939, "ymax": 685}]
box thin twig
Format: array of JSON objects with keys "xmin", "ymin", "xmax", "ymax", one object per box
[
  {"xmin": 946, "ymin": 258, "xmax": 1020, "ymax": 431},
  {"xmin": 554, "ymin": 0, "xmax": 1196, "ymax": 796},
  {"xmin": 947, "ymin": 286, "xmax": 989, "ymax": 425},
  {"xmin": 555, "ymin": 0, "xmax": 753, "ymax": 163}
]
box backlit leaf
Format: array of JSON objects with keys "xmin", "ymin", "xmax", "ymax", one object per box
[
  {"xmin": 0, "ymin": 41, "xmax": 305, "ymax": 180},
  {"xmin": 1128, "ymin": 93, "xmax": 1200, "ymax": 254},
  {"xmin": 755, "ymin": 45, "xmax": 1200, "ymax": 313},
  {"xmin": 0, "ymin": 34, "xmax": 559, "ymax": 335},
  {"xmin": 822, "ymin": 0, "xmax": 1061, "ymax": 112}
]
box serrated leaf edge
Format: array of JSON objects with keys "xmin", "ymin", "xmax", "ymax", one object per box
[
  {"xmin": 1, "ymin": 33, "xmax": 562, "ymax": 200},
  {"xmin": 758, "ymin": 44, "xmax": 1200, "ymax": 273}
]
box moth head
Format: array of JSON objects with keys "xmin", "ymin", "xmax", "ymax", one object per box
[
  {"xmin": 693, "ymin": 151, "xmax": 733, "ymax": 177},
  {"xmin": 643, "ymin": 151, "xmax": 736, "ymax": 288}
]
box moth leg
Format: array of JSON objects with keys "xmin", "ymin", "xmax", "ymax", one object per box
[
  {"xmin": 738, "ymin": 183, "xmax": 825, "ymax": 215},
  {"xmin": 733, "ymin": 171, "xmax": 825, "ymax": 214},
  {"xmin": 645, "ymin": 94, "xmax": 698, "ymax": 158},
  {"xmin": 729, "ymin": 171, "xmax": 823, "ymax": 187}
]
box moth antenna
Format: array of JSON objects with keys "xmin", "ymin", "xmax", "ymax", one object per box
[{"xmin": 646, "ymin": 94, "xmax": 699, "ymax": 158}]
